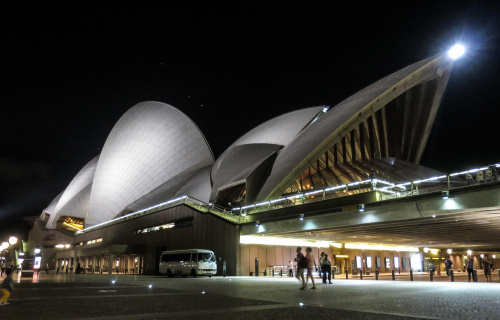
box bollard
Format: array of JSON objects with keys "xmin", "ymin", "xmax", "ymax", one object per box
[
  {"xmin": 450, "ymin": 269, "xmax": 454, "ymax": 282},
  {"xmin": 281, "ymin": 268, "xmax": 283, "ymax": 277},
  {"xmin": 255, "ymin": 258, "xmax": 259, "ymax": 277},
  {"xmin": 429, "ymin": 270, "xmax": 433, "ymax": 281},
  {"xmin": 332, "ymin": 269, "xmax": 335, "ymax": 279},
  {"xmin": 392, "ymin": 269, "xmax": 395, "ymax": 281},
  {"xmin": 345, "ymin": 268, "xmax": 349, "ymax": 279},
  {"xmin": 359, "ymin": 269, "xmax": 363, "ymax": 280},
  {"xmin": 375, "ymin": 269, "xmax": 379, "ymax": 280},
  {"xmin": 410, "ymin": 269, "xmax": 413, "ymax": 281},
  {"xmin": 272, "ymin": 268, "xmax": 274, "ymax": 277}
]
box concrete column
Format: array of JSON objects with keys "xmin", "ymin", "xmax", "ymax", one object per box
[{"xmin": 108, "ymin": 254, "xmax": 114, "ymax": 274}]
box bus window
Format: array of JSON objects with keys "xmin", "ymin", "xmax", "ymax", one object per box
[
  {"xmin": 198, "ymin": 252, "xmax": 215, "ymax": 263},
  {"xmin": 179, "ymin": 253, "xmax": 190, "ymax": 262},
  {"xmin": 190, "ymin": 253, "xmax": 197, "ymax": 262}
]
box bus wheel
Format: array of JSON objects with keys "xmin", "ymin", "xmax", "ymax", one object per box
[
  {"xmin": 209, "ymin": 275, "xmax": 212, "ymax": 278},
  {"xmin": 191, "ymin": 269, "xmax": 197, "ymax": 277},
  {"xmin": 167, "ymin": 269, "xmax": 173, "ymax": 277}
]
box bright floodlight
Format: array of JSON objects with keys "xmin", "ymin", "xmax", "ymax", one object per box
[
  {"xmin": 9, "ymin": 236, "xmax": 18, "ymax": 245},
  {"xmin": 448, "ymin": 44, "xmax": 465, "ymax": 60}
]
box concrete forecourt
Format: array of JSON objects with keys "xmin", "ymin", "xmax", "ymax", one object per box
[{"xmin": 2, "ymin": 272, "xmax": 499, "ymax": 319}]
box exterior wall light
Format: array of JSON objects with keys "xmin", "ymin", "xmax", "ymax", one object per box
[
  {"xmin": 255, "ymin": 221, "xmax": 260, "ymax": 227},
  {"xmin": 467, "ymin": 250, "xmax": 472, "ymax": 256},
  {"xmin": 299, "ymin": 214, "xmax": 304, "ymax": 221},
  {"xmin": 447, "ymin": 249, "xmax": 452, "ymax": 254},
  {"xmin": 358, "ymin": 204, "xmax": 365, "ymax": 212},
  {"xmin": 442, "ymin": 190, "xmax": 449, "ymax": 199}
]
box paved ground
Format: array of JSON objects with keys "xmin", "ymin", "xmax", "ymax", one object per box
[{"xmin": 1, "ymin": 271, "xmax": 499, "ymax": 319}]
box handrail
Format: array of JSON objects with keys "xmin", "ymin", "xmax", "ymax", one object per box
[
  {"xmin": 230, "ymin": 163, "xmax": 500, "ymax": 216},
  {"xmin": 76, "ymin": 195, "xmax": 241, "ymax": 235},
  {"xmin": 75, "ymin": 162, "xmax": 498, "ymax": 234}
]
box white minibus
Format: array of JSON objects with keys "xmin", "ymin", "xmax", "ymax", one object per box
[{"xmin": 159, "ymin": 249, "xmax": 217, "ymax": 277}]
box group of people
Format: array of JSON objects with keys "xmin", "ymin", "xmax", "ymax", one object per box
[
  {"xmin": 294, "ymin": 247, "xmax": 333, "ymax": 290},
  {"xmin": 465, "ymin": 166, "xmax": 498, "ymax": 184},
  {"xmin": 443, "ymin": 255, "xmax": 494, "ymax": 282}
]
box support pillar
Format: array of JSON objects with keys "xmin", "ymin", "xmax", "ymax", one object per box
[{"xmin": 108, "ymin": 254, "xmax": 114, "ymax": 275}]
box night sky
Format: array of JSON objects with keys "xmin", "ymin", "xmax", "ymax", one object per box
[{"xmin": 2, "ymin": 1, "xmax": 500, "ymax": 239}]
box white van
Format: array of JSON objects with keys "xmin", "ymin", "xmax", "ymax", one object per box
[{"xmin": 159, "ymin": 249, "xmax": 217, "ymax": 277}]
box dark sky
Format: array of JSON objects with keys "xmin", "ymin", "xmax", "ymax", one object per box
[{"xmin": 1, "ymin": 1, "xmax": 500, "ymax": 239}]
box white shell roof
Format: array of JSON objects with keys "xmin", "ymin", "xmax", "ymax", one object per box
[
  {"xmin": 42, "ymin": 191, "xmax": 63, "ymax": 215},
  {"xmin": 210, "ymin": 107, "xmax": 324, "ymax": 202},
  {"xmin": 257, "ymin": 54, "xmax": 454, "ymax": 200},
  {"xmin": 45, "ymin": 156, "xmax": 99, "ymax": 228},
  {"xmin": 228, "ymin": 107, "xmax": 325, "ymax": 148},
  {"xmin": 54, "ymin": 156, "xmax": 98, "ymax": 215},
  {"xmin": 87, "ymin": 101, "xmax": 214, "ymax": 226}
]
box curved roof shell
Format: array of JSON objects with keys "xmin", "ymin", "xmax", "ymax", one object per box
[
  {"xmin": 210, "ymin": 107, "xmax": 324, "ymax": 204},
  {"xmin": 45, "ymin": 156, "xmax": 99, "ymax": 228},
  {"xmin": 87, "ymin": 101, "xmax": 214, "ymax": 226},
  {"xmin": 257, "ymin": 54, "xmax": 455, "ymax": 200}
]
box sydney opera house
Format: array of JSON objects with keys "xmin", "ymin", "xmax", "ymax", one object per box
[{"xmin": 28, "ymin": 48, "xmax": 495, "ymax": 276}]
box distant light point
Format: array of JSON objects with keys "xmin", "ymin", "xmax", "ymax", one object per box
[{"xmin": 448, "ymin": 44, "xmax": 465, "ymax": 60}]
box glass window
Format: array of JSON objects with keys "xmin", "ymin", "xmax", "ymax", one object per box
[
  {"xmin": 198, "ymin": 252, "xmax": 216, "ymax": 263},
  {"xmin": 394, "ymin": 257, "xmax": 400, "ymax": 269},
  {"xmin": 179, "ymin": 253, "xmax": 190, "ymax": 262},
  {"xmin": 402, "ymin": 257, "xmax": 407, "ymax": 268},
  {"xmin": 376, "ymin": 257, "xmax": 381, "ymax": 268},
  {"xmin": 356, "ymin": 256, "xmax": 362, "ymax": 269},
  {"xmin": 366, "ymin": 256, "xmax": 372, "ymax": 268},
  {"xmin": 385, "ymin": 257, "xmax": 391, "ymax": 268}
]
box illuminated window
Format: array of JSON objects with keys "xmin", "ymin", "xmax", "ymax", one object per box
[
  {"xmin": 366, "ymin": 256, "xmax": 372, "ymax": 268},
  {"xmin": 394, "ymin": 257, "xmax": 400, "ymax": 269},
  {"xmin": 135, "ymin": 222, "xmax": 175, "ymax": 234},
  {"xmin": 356, "ymin": 256, "xmax": 362, "ymax": 269}
]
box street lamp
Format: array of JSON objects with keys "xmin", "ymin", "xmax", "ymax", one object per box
[{"xmin": 8, "ymin": 237, "xmax": 18, "ymax": 246}]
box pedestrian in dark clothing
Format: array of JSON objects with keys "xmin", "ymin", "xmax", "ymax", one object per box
[
  {"xmin": 322, "ymin": 254, "xmax": 332, "ymax": 284},
  {"xmin": 444, "ymin": 256, "xmax": 453, "ymax": 281},
  {"xmin": 482, "ymin": 254, "xmax": 493, "ymax": 282},
  {"xmin": 295, "ymin": 247, "xmax": 306, "ymax": 289},
  {"xmin": 465, "ymin": 255, "xmax": 474, "ymax": 282}
]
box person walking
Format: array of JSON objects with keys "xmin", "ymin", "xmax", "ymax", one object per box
[
  {"xmin": 429, "ymin": 261, "xmax": 435, "ymax": 276},
  {"xmin": 482, "ymin": 254, "xmax": 493, "ymax": 282},
  {"xmin": 318, "ymin": 252, "xmax": 325, "ymax": 279},
  {"xmin": 288, "ymin": 260, "xmax": 294, "ymax": 277},
  {"xmin": 322, "ymin": 254, "xmax": 332, "ymax": 284},
  {"xmin": 465, "ymin": 255, "xmax": 474, "ymax": 282},
  {"xmin": 305, "ymin": 247, "xmax": 317, "ymax": 289},
  {"xmin": 0, "ymin": 268, "xmax": 14, "ymax": 306},
  {"xmin": 295, "ymin": 247, "xmax": 307, "ymax": 290},
  {"xmin": 444, "ymin": 256, "xmax": 453, "ymax": 281}
]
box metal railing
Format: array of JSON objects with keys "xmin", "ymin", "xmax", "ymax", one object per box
[
  {"xmin": 75, "ymin": 162, "xmax": 499, "ymax": 234},
  {"xmin": 230, "ymin": 163, "xmax": 500, "ymax": 216},
  {"xmin": 76, "ymin": 196, "xmax": 241, "ymax": 235}
]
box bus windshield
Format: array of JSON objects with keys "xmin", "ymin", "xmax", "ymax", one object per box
[{"xmin": 198, "ymin": 252, "xmax": 216, "ymax": 263}]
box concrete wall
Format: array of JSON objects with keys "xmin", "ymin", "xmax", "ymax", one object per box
[{"xmin": 30, "ymin": 205, "xmax": 239, "ymax": 275}]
